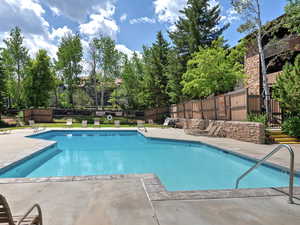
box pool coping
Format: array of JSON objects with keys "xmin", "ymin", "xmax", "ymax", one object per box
[{"xmin": 0, "ymin": 128, "xmax": 299, "ymax": 202}]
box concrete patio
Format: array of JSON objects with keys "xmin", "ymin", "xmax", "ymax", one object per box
[
  {"xmin": 0, "ymin": 179, "xmax": 299, "ymax": 225},
  {"xmin": 0, "ymin": 128, "xmax": 300, "ymax": 225}
]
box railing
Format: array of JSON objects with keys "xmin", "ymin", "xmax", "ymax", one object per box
[{"xmin": 235, "ymin": 144, "xmax": 295, "ymax": 204}]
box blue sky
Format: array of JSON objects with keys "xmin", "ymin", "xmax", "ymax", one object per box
[{"xmin": 0, "ymin": 0, "xmax": 287, "ymax": 62}]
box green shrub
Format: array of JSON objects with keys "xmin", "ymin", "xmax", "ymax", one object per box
[
  {"xmin": 247, "ymin": 113, "xmax": 268, "ymax": 125},
  {"xmin": 282, "ymin": 117, "xmax": 300, "ymax": 137}
]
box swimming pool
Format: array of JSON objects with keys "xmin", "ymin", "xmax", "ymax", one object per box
[{"xmin": 0, "ymin": 130, "xmax": 299, "ymax": 191}]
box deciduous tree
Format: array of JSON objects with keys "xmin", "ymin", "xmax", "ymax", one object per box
[
  {"xmin": 57, "ymin": 33, "xmax": 83, "ymax": 106},
  {"xmin": 181, "ymin": 38, "xmax": 245, "ymax": 98},
  {"xmin": 2, "ymin": 27, "xmax": 29, "ymax": 108},
  {"xmin": 24, "ymin": 50, "xmax": 54, "ymax": 108},
  {"xmin": 231, "ymin": 0, "xmax": 271, "ymax": 119}
]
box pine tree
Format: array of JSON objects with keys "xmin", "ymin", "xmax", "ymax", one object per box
[
  {"xmin": 143, "ymin": 32, "xmax": 170, "ymax": 108},
  {"xmin": 273, "ymin": 55, "xmax": 300, "ymax": 115},
  {"xmin": 169, "ymin": 0, "xmax": 228, "ymax": 57},
  {"xmin": 165, "ymin": 49, "xmax": 185, "ymax": 104}
]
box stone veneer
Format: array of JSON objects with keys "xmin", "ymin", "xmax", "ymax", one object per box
[
  {"xmin": 245, "ymin": 54, "xmax": 261, "ymax": 95},
  {"xmin": 181, "ymin": 119, "xmax": 265, "ymax": 144}
]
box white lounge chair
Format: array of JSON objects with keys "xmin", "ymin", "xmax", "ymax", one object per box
[
  {"xmin": 114, "ymin": 120, "xmax": 120, "ymax": 128},
  {"xmin": 115, "ymin": 112, "xmax": 123, "ymax": 117},
  {"xmin": 82, "ymin": 120, "xmax": 88, "ymax": 128},
  {"xmin": 66, "ymin": 119, "xmax": 73, "ymax": 128},
  {"xmin": 137, "ymin": 120, "xmax": 147, "ymax": 132},
  {"xmin": 162, "ymin": 118, "xmax": 171, "ymax": 128},
  {"xmin": 94, "ymin": 119, "xmax": 100, "ymax": 127},
  {"xmin": 0, "ymin": 129, "xmax": 11, "ymax": 135},
  {"xmin": 29, "ymin": 120, "xmax": 45, "ymax": 133},
  {"xmin": 137, "ymin": 120, "xmax": 145, "ymax": 128}
]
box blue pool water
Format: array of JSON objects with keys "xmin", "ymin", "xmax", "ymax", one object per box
[{"xmin": 0, "ymin": 130, "xmax": 299, "ymax": 191}]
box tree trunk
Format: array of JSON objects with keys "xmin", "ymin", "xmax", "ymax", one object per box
[
  {"xmin": 100, "ymin": 87, "xmax": 104, "ymax": 109},
  {"xmin": 92, "ymin": 57, "xmax": 98, "ymax": 109},
  {"xmin": 16, "ymin": 61, "xmax": 21, "ymax": 109},
  {"xmin": 256, "ymin": 0, "xmax": 270, "ymax": 121}
]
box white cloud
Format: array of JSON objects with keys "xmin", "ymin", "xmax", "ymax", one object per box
[
  {"xmin": 43, "ymin": 0, "xmax": 116, "ymax": 22},
  {"xmin": 79, "ymin": 3, "xmax": 118, "ymax": 38},
  {"xmin": 221, "ymin": 8, "xmax": 239, "ymax": 24},
  {"xmin": 49, "ymin": 26, "xmax": 73, "ymax": 40},
  {"xmin": 49, "ymin": 6, "xmax": 60, "ymax": 16},
  {"xmin": 24, "ymin": 34, "xmax": 58, "ymax": 59},
  {"xmin": 115, "ymin": 44, "xmax": 135, "ymax": 58},
  {"xmin": 120, "ymin": 13, "xmax": 127, "ymax": 22},
  {"xmin": 153, "ymin": 0, "xmax": 187, "ymax": 24},
  {"xmin": 129, "ymin": 17, "xmax": 156, "ymax": 25},
  {"xmin": 208, "ymin": 0, "xmax": 220, "ymax": 9},
  {"xmin": 0, "ymin": 0, "xmax": 49, "ymax": 35}
]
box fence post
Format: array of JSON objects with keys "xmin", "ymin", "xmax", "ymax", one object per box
[
  {"xmin": 214, "ymin": 96, "xmax": 217, "ymax": 120},
  {"xmin": 200, "ymin": 99, "xmax": 204, "ymax": 119}
]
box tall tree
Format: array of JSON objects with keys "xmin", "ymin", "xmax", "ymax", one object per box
[
  {"xmin": 57, "ymin": 33, "xmax": 83, "ymax": 106},
  {"xmin": 0, "ymin": 54, "xmax": 7, "ymax": 118},
  {"xmin": 165, "ymin": 49, "xmax": 185, "ymax": 104},
  {"xmin": 143, "ymin": 32, "xmax": 170, "ymax": 108},
  {"xmin": 231, "ymin": 0, "xmax": 271, "ymax": 119},
  {"xmin": 273, "ymin": 55, "xmax": 300, "ymax": 115},
  {"xmin": 169, "ymin": 0, "xmax": 228, "ymax": 57},
  {"xmin": 116, "ymin": 53, "xmax": 145, "ymax": 109},
  {"xmin": 93, "ymin": 36, "xmax": 122, "ymax": 108},
  {"xmin": 24, "ymin": 50, "xmax": 54, "ymax": 108},
  {"xmin": 181, "ymin": 38, "xmax": 245, "ymax": 98},
  {"xmin": 2, "ymin": 27, "xmax": 29, "ymax": 108},
  {"xmin": 284, "ymin": 0, "xmax": 300, "ymax": 34},
  {"xmin": 88, "ymin": 38, "xmax": 100, "ymax": 108}
]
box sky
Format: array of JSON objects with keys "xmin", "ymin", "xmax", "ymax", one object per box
[{"xmin": 0, "ymin": 0, "xmax": 287, "ymax": 65}]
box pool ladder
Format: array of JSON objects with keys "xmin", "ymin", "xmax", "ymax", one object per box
[{"xmin": 235, "ymin": 144, "xmax": 295, "ymax": 204}]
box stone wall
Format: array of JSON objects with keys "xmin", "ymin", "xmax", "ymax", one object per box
[
  {"xmin": 267, "ymin": 71, "xmax": 282, "ymax": 85},
  {"xmin": 245, "ymin": 54, "xmax": 261, "ymax": 95},
  {"xmin": 182, "ymin": 119, "xmax": 265, "ymax": 144}
]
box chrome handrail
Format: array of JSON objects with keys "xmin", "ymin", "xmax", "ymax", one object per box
[{"xmin": 235, "ymin": 144, "xmax": 295, "ymax": 204}]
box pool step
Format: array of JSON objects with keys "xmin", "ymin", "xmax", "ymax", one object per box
[{"xmin": 268, "ymin": 129, "xmax": 300, "ymax": 144}]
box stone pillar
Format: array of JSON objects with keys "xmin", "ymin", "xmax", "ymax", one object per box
[{"xmin": 245, "ymin": 54, "xmax": 261, "ymax": 95}]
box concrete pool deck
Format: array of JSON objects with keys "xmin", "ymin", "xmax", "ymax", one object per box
[{"xmin": 0, "ymin": 128, "xmax": 300, "ymax": 224}]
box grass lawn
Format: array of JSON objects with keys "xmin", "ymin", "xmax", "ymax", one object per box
[{"xmin": 1, "ymin": 122, "xmax": 162, "ymax": 130}]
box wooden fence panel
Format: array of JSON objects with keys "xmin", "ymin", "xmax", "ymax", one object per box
[
  {"xmin": 229, "ymin": 89, "xmax": 248, "ymax": 121},
  {"xmin": 157, "ymin": 88, "xmax": 282, "ymax": 123},
  {"xmin": 24, "ymin": 109, "xmax": 53, "ymax": 123}
]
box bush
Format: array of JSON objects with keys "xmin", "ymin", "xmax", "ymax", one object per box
[
  {"xmin": 282, "ymin": 117, "xmax": 300, "ymax": 137},
  {"xmin": 247, "ymin": 113, "xmax": 268, "ymax": 125}
]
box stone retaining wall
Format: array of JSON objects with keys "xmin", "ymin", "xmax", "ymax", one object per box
[{"xmin": 178, "ymin": 119, "xmax": 265, "ymax": 144}]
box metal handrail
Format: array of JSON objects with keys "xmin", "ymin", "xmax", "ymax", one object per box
[{"xmin": 235, "ymin": 144, "xmax": 295, "ymax": 204}]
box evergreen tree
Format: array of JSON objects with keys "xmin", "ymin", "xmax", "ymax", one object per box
[
  {"xmin": 57, "ymin": 33, "xmax": 83, "ymax": 106},
  {"xmin": 273, "ymin": 55, "xmax": 300, "ymax": 115},
  {"xmin": 24, "ymin": 50, "xmax": 54, "ymax": 108},
  {"xmin": 165, "ymin": 49, "xmax": 185, "ymax": 104},
  {"xmin": 284, "ymin": 0, "xmax": 300, "ymax": 34},
  {"xmin": 2, "ymin": 27, "xmax": 29, "ymax": 108},
  {"xmin": 143, "ymin": 32, "xmax": 170, "ymax": 108},
  {"xmin": 169, "ymin": 0, "xmax": 228, "ymax": 57}
]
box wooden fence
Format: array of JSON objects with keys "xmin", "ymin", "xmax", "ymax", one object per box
[
  {"xmin": 170, "ymin": 89, "xmax": 253, "ymax": 121},
  {"xmin": 144, "ymin": 106, "xmax": 169, "ymax": 122},
  {"xmin": 145, "ymin": 88, "xmax": 282, "ymax": 122},
  {"xmin": 24, "ymin": 109, "xmax": 53, "ymax": 123}
]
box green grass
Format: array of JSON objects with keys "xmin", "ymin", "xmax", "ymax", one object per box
[{"xmin": 0, "ymin": 122, "xmax": 162, "ymax": 130}]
